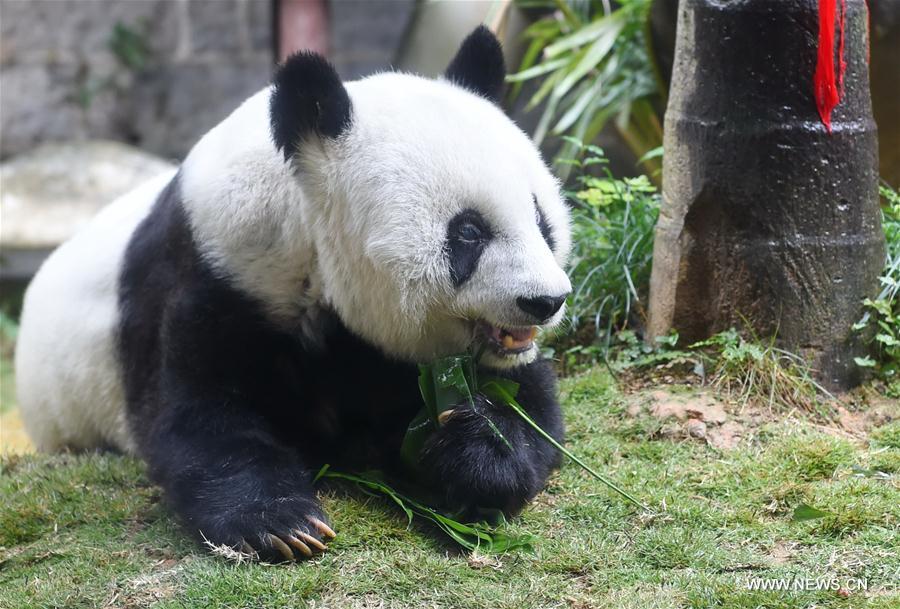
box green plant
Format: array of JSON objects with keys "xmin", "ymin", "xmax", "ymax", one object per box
[
  {"xmin": 109, "ymin": 22, "xmax": 150, "ymax": 72},
  {"xmin": 313, "ymin": 466, "xmax": 536, "ymax": 554},
  {"xmin": 309, "ymin": 352, "xmax": 647, "ymax": 554},
  {"xmin": 604, "ymin": 327, "xmax": 834, "ymax": 418},
  {"xmin": 404, "ymin": 353, "xmax": 646, "ymax": 510},
  {"xmin": 607, "ymin": 328, "xmax": 693, "ymax": 371},
  {"xmin": 561, "ymin": 140, "xmax": 659, "ymax": 345},
  {"xmin": 509, "ymin": 0, "xmax": 661, "ymax": 173},
  {"xmin": 76, "ymin": 21, "xmax": 151, "ymax": 109},
  {"xmin": 853, "ymin": 183, "xmax": 900, "ymax": 392}
]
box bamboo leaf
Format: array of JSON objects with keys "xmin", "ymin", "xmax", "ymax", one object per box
[
  {"xmin": 637, "ymin": 146, "xmax": 664, "ymax": 164},
  {"xmin": 532, "ymin": 92, "xmax": 562, "ymax": 144},
  {"xmin": 544, "ymin": 13, "xmax": 620, "ymax": 58},
  {"xmin": 316, "ymin": 469, "xmax": 535, "ymax": 553},
  {"xmin": 507, "ymin": 57, "xmax": 569, "ymax": 83},
  {"xmin": 399, "ymin": 408, "xmax": 435, "ymax": 471},
  {"xmin": 523, "ymin": 17, "xmax": 563, "ymax": 39},
  {"xmin": 525, "ymin": 69, "xmax": 563, "ymax": 111},
  {"xmin": 792, "ymin": 503, "xmax": 830, "ymax": 521},
  {"xmin": 554, "ymin": 79, "xmax": 602, "ymax": 133},
  {"xmin": 553, "ymin": 17, "xmax": 624, "ymax": 100},
  {"xmin": 509, "ymin": 36, "xmax": 552, "ymax": 99}
]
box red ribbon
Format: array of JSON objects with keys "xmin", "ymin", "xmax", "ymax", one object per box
[{"xmin": 814, "ymin": 0, "xmax": 847, "ymax": 132}]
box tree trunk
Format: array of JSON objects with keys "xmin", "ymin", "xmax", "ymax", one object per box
[{"xmin": 647, "ymin": 0, "xmax": 884, "ymax": 391}]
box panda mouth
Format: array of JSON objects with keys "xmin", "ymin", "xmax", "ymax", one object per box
[{"xmin": 478, "ymin": 322, "xmax": 538, "ymax": 355}]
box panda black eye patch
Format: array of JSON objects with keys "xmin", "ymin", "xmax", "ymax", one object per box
[
  {"xmin": 446, "ymin": 209, "xmax": 492, "ymax": 287},
  {"xmin": 534, "ymin": 195, "xmax": 555, "ymax": 251}
]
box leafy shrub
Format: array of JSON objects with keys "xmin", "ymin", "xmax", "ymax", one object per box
[
  {"xmin": 561, "ymin": 139, "xmax": 659, "ymax": 345},
  {"xmin": 509, "ymin": 0, "xmax": 661, "ymax": 172},
  {"xmin": 854, "ymin": 183, "xmax": 900, "ymax": 392},
  {"xmin": 599, "ymin": 327, "xmax": 833, "ymax": 416}
]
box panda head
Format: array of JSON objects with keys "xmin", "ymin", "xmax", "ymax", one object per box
[{"xmin": 270, "ymin": 27, "xmax": 572, "ymax": 368}]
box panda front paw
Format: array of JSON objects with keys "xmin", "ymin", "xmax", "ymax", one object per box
[
  {"xmin": 421, "ymin": 394, "xmax": 545, "ymax": 518},
  {"xmin": 189, "ymin": 494, "xmax": 335, "ymax": 563}
]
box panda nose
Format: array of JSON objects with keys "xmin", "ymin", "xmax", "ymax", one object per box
[{"xmin": 516, "ymin": 294, "xmax": 568, "ymax": 323}]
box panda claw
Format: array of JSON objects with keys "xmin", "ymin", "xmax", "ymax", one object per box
[
  {"xmin": 267, "ymin": 533, "xmax": 296, "ymax": 561},
  {"xmin": 285, "ymin": 534, "xmax": 314, "ymax": 557},
  {"xmin": 294, "ymin": 529, "xmax": 327, "ymax": 552},
  {"xmin": 240, "ymin": 539, "xmax": 257, "ymax": 556},
  {"xmin": 308, "ymin": 517, "xmax": 336, "ymax": 540}
]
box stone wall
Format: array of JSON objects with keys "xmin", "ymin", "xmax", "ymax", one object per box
[
  {"xmin": 0, "ymin": 0, "xmax": 273, "ymax": 161},
  {"xmin": 0, "ymin": 0, "xmax": 416, "ymax": 162},
  {"xmin": 328, "ymin": 0, "xmax": 414, "ymax": 80}
]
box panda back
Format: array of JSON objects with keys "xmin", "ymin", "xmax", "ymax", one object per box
[{"xmin": 15, "ymin": 170, "xmax": 176, "ymax": 453}]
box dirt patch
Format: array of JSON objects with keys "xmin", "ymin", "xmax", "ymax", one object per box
[
  {"xmin": 628, "ymin": 384, "xmax": 899, "ymax": 448},
  {"xmin": 834, "ymin": 394, "xmax": 899, "ymax": 436},
  {"xmin": 627, "ymin": 387, "xmax": 768, "ymax": 450},
  {"xmin": 466, "ymin": 551, "xmax": 503, "ymax": 570},
  {"xmin": 707, "ymin": 420, "xmax": 746, "ymax": 451},
  {"xmin": 642, "ymin": 389, "xmax": 728, "ymax": 424},
  {"xmin": 768, "ymin": 541, "xmax": 797, "ymax": 566}
]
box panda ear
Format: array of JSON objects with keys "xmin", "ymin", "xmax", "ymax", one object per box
[
  {"xmin": 444, "ymin": 25, "xmax": 506, "ymax": 103},
  {"xmin": 270, "ymin": 52, "xmax": 352, "ymax": 161}
]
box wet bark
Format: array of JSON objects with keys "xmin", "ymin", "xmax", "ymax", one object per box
[{"xmin": 647, "ymin": 0, "xmax": 884, "ymax": 390}]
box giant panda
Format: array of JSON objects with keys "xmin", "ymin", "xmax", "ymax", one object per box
[{"xmin": 15, "ymin": 27, "xmax": 572, "ymax": 562}]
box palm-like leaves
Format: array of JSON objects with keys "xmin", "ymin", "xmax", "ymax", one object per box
[{"xmin": 509, "ymin": 0, "xmax": 661, "ymax": 173}]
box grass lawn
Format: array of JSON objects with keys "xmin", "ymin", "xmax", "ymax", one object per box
[{"xmin": 1, "ymin": 368, "xmax": 898, "ymax": 609}]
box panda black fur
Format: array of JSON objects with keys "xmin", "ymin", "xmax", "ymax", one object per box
[{"xmin": 15, "ymin": 27, "xmax": 573, "ymax": 562}]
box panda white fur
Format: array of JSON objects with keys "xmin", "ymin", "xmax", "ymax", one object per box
[{"xmin": 15, "ymin": 27, "xmax": 572, "ymax": 561}]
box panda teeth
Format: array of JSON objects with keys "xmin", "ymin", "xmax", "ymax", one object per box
[
  {"xmin": 499, "ymin": 327, "xmax": 537, "ymax": 351},
  {"xmin": 477, "ymin": 322, "xmax": 538, "ymax": 353}
]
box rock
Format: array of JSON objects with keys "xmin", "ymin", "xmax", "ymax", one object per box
[
  {"xmin": 686, "ymin": 419, "xmax": 707, "ymax": 439},
  {"xmin": 649, "ymin": 399, "xmax": 688, "ymax": 421},
  {"xmin": 0, "ymin": 140, "xmax": 175, "ymax": 277},
  {"xmin": 627, "ymin": 387, "xmax": 753, "ymax": 449}
]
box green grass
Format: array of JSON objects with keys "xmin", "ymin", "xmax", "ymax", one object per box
[{"xmin": 1, "ymin": 369, "xmax": 898, "ymax": 609}]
